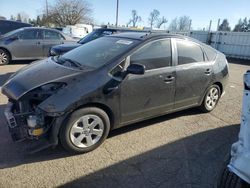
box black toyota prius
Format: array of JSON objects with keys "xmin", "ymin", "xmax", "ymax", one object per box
[{"xmin": 1, "ymin": 32, "xmax": 229, "ymax": 153}]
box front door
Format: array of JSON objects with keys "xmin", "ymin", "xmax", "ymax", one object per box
[{"xmin": 120, "ymin": 38, "xmax": 176, "ymax": 124}]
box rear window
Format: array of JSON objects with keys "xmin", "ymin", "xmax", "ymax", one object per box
[{"xmin": 203, "ymin": 45, "xmax": 217, "ymax": 61}]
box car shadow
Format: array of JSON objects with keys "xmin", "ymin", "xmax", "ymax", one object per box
[
  {"xmin": 10, "ymin": 60, "xmax": 34, "ymax": 65},
  {"xmin": 62, "ymin": 124, "xmax": 239, "ymax": 188}
]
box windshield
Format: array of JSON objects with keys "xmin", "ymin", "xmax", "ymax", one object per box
[
  {"xmin": 2, "ymin": 28, "xmax": 24, "ymax": 38},
  {"xmin": 60, "ymin": 37, "xmax": 138, "ymax": 69},
  {"xmin": 78, "ymin": 29, "xmax": 113, "ymax": 44}
]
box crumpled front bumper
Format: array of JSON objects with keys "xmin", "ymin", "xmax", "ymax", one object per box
[
  {"xmin": 228, "ymin": 71, "xmax": 250, "ymax": 184},
  {"xmin": 4, "ymin": 102, "xmax": 29, "ymax": 141}
]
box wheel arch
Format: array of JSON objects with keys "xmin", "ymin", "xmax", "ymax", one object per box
[
  {"xmin": 74, "ymin": 102, "xmax": 115, "ymax": 130},
  {"xmin": 213, "ymin": 82, "xmax": 223, "ymax": 94}
]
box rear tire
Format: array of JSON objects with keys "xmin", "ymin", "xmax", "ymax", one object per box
[
  {"xmin": 60, "ymin": 107, "xmax": 110, "ymax": 154},
  {"xmin": 200, "ymin": 84, "xmax": 221, "ymax": 112},
  {"xmin": 217, "ymin": 166, "xmax": 250, "ymax": 188},
  {"xmin": 0, "ymin": 49, "xmax": 10, "ymax": 65}
]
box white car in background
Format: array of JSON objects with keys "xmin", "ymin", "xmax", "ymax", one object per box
[{"xmin": 62, "ymin": 24, "xmax": 93, "ymax": 39}]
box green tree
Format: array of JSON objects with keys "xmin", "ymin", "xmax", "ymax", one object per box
[
  {"xmin": 16, "ymin": 13, "xmax": 22, "ymax": 22},
  {"xmin": 218, "ymin": 19, "xmax": 231, "ymax": 31}
]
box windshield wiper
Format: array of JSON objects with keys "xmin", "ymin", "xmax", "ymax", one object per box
[{"xmin": 59, "ymin": 57, "xmax": 84, "ymax": 70}]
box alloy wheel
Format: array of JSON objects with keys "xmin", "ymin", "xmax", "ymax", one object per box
[
  {"xmin": 70, "ymin": 114, "xmax": 104, "ymax": 148},
  {"xmin": 205, "ymin": 87, "xmax": 219, "ymax": 110},
  {"xmin": 0, "ymin": 51, "xmax": 8, "ymax": 65}
]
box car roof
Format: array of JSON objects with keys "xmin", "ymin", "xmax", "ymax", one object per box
[
  {"xmin": 108, "ymin": 32, "xmax": 186, "ymax": 41},
  {"xmin": 21, "ymin": 27, "xmax": 61, "ymax": 32}
]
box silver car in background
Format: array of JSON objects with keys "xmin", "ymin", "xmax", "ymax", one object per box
[{"xmin": 0, "ymin": 27, "xmax": 75, "ymax": 65}]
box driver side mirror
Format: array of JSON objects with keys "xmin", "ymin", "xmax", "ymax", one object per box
[{"xmin": 126, "ymin": 64, "xmax": 145, "ymax": 75}]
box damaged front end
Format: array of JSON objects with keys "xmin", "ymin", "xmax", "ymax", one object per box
[{"xmin": 3, "ymin": 82, "xmax": 66, "ymax": 145}]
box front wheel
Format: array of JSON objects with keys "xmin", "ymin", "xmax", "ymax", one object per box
[
  {"xmin": 60, "ymin": 107, "xmax": 110, "ymax": 153},
  {"xmin": 200, "ymin": 85, "xmax": 221, "ymax": 112}
]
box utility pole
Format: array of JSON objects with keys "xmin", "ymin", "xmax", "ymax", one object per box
[
  {"xmin": 208, "ymin": 20, "xmax": 212, "ymax": 32},
  {"xmin": 46, "ymin": 0, "xmax": 49, "ymax": 17},
  {"xmin": 115, "ymin": 0, "xmax": 119, "ymax": 27}
]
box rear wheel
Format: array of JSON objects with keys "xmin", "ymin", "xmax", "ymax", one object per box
[
  {"xmin": 60, "ymin": 107, "xmax": 110, "ymax": 153},
  {"xmin": 200, "ymin": 85, "xmax": 221, "ymax": 112},
  {"xmin": 217, "ymin": 164, "xmax": 250, "ymax": 188},
  {"xmin": 0, "ymin": 49, "xmax": 10, "ymax": 65}
]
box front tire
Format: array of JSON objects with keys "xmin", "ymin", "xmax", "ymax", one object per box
[
  {"xmin": 200, "ymin": 85, "xmax": 221, "ymax": 112},
  {"xmin": 0, "ymin": 49, "xmax": 10, "ymax": 65},
  {"xmin": 60, "ymin": 107, "xmax": 110, "ymax": 154}
]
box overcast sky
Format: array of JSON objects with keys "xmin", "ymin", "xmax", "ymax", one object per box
[{"xmin": 1, "ymin": 0, "xmax": 250, "ymax": 30}]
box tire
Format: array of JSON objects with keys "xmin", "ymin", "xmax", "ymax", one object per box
[
  {"xmin": 216, "ymin": 154, "xmax": 250, "ymax": 188},
  {"xmin": 217, "ymin": 166, "xmax": 250, "ymax": 188},
  {"xmin": 200, "ymin": 84, "xmax": 221, "ymax": 112},
  {"xmin": 59, "ymin": 107, "xmax": 110, "ymax": 154},
  {"xmin": 0, "ymin": 49, "xmax": 10, "ymax": 65}
]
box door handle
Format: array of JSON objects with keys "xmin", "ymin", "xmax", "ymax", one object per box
[
  {"xmin": 164, "ymin": 75, "xmax": 175, "ymax": 83},
  {"xmin": 61, "ymin": 41, "xmax": 64, "ymax": 44},
  {"xmin": 204, "ymin": 69, "xmax": 212, "ymax": 75},
  {"xmin": 36, "ymin": 41, "xmax": 41, "ymax": 45}
]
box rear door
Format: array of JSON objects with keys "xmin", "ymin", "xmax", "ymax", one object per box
[
  {"xmin": 10, "ymin": 29, "xmax": 43, "ymax": 59},
  {"xmin": 173, "ymin": 39, "xmax": 213, "ymax": 109},
  {"xmin": 42, "ymin": 30, "xmax": 65, "ymax": 56},
  {"xmin": 120, "ymin": 38, "xmax": 176, "ymax": 124}
]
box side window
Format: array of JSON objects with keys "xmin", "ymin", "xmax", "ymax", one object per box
[
  {"xmin": 176, "ymin": 40, "xmax": 204, "ymax": 65},
  {"xmin": 203, "ymin": 45, "xmax": 217, "ymax": 61},
  {"xmin": 18, "ymin": 29, "xmax": 42, "ymax": 40},
  {"xmin": 130, "ymin": 39, "xmax": 172, "ymax": 70},
  {"xmin": 44, "ymin": 30, "xmax": 64, "ymax": 40}
]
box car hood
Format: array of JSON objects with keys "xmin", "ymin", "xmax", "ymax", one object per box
[
  {"xmin": 1, "ymin": 58, "xmax": 86, "ymax": 100},
  {"xmin": 53, "ymin": 43, "xmax": 82, "ymax": 51}
]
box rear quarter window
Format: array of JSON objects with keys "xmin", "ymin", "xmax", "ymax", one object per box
[
  {"xmin": 176, "ymin": 40, "xmax": 204, "ymax": 65},
  {"xmin": 203, "ymin": 45, "xmax": 217, "ymax": 61}
]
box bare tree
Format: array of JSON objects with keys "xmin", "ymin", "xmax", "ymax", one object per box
[
  {"xmin": 156, "ymin": 16, "xmax": 168, "ymax": 29},
  {"xmin": 168, "ymin": 16, "xmax": 191, "ymax": 31},
  {"xmin": 46, "ymin": 0, "xmax": 93, "ymax": 27},
  {"xmin": 178, "ymin": 16, "xmax": 191, "ymax": 31},
  {"xmin": 168, "ymin": 18, "xmax": 178, "ymax": 31},
  {"xmin": 148, "ymin": 9, "xmax": 160, "ymax": 28},
  {"xmin": 127, "ymin": 10, "xmax": 141, "ymax": 27}
]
